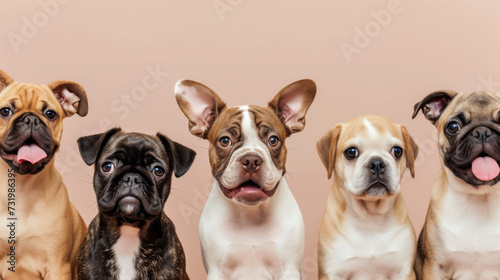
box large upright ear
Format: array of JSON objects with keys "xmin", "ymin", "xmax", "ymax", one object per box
[
  {"xmin": 401, "ymin": 125, "xmax": 419, "ymax": 178},
  {"xmin": 48, "ymin": 81, "xmax": 89, "ymax": 117},
  {"xmin": 174, "ymin": 80, "xmax": 226, "ymax": 139},
  {"xmin": 157, "ymin": 133, "xmax": 197, "ymax": 178},
  {"xmin": 77, "ymin": 128, "xmax": 121, "ymax": 165},
  {"xmin": 0, "ymin": 69, "xmax": 14, "ymax": 92},
  {"xmin": 412, "ymin": 90, "xmax": 458, "ymax": 124},
  {"xmin": 268, "ymin": 79, "xmax": 316, "ymax": 135},
  {"xmin": 316, "ymin": 125, "xmax": 342, "ymax": 179}
]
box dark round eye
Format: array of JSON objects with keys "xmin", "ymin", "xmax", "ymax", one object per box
[
  {"xmin": 101, "ymin": 162, "xmax": 114, "ymax": 173},
  {"xmin": 344, "ymin": 147, "xmax": 359, "ymax": 159},
  {"xmin": 44, "ymin": 110, "xmax": 58, "ymax": 120},
  {"xmin": 268, "ymin": 136, "xmax": 279, "ymax": 147},
  {"xmin": 219, "ymin": 136, "xmax": 231, "ymax": 147},
  {"xmin": 153, "ymin": 166, "xmax": 165, "ymax": 177},
  {"xmin": 446, "ymin": 121, "xmax": 461, "ymax": 135},
  {"xmin": 0, "ymin": 108, "xmax": 13, "ymax": 117},
  {"xmin": 391, "ymin": 146, "xmax": 403, "ymax": 159}
]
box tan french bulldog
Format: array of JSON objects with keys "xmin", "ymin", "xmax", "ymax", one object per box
[{"xmin": 0, "ymin": 69, "xmax": 88, "ymax": 279}]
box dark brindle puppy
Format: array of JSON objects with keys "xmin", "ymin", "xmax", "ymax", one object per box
[{"xmin": 76, "ymin": 128, "xmax": 195, "ymax": 280}]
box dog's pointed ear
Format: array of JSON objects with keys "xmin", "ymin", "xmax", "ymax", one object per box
[
  {"xmin": 316, "ymin": 125, "xmax": 342, "ymax": 179},
  {"xmin": 0, "ymin": 70, "xmax": 14, "ymax": 92},
  {"xmin": 174, "ymin": 80, "xmax": 226, "ymax": 139},
  {"xmin": 157, "ymin": 133, "xmax": 196, "ymax": 178},
  {"xmin": 48, "ymin": 81, "xmax": 89, "ymax": 117},
  {"xmin": 77, "ymin": 128, "xmax": 121, "ymax": 165},
  {"xmin": 268, "ymin": 79, "xmax": 316, "ymax": 136},
  {"xmin": 412, "ymin": 90, "xmax": 458, "ymax": 124},
  {"xmin": 401, "ymin": 125, "xmax": 419, "ymax": 178}
]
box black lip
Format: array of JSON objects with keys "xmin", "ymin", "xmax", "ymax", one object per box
[
  {"xmin": 0, "ymin": 141, "xmax": 54, "ymax": 175},
  {"xmin": 101, "ymin": 195, "xmax": 144, "ymax": 219},
  {"xmin": 1, "ymin": 137, "xmax": 40, "ymax": 155},
  {"xmin": 99, "ymin": 189, "xmax": 163, "ymax": 217},
  {"xmin": 443, "ymin": 123, "xmax": 500, "ymax": 182},
  {"xmin": 446, "ymin": 148, "xmax": 500, "ymax": 186},
  {"xmin": 238, "ymin": 179, "xmax": 260, "ymax": 188}
]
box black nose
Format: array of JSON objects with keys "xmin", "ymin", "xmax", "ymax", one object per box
[
  {"xmin": 240, "ymin": 155, "xmax": 263, "ymax": 172},
  {"xmin": 23, "ymin": 114, "xmax": 40, "ymax": 127},
  {"xmin": 122, "ymin": 173, "xmax": 143, "ymax": 185},
  {"xmin": 472, "ymin": 126, "xmax": 492, "ymax": 141},
  {"xmin": 369, "ymin": 160, "xmax": 385, "ymax": 175}
]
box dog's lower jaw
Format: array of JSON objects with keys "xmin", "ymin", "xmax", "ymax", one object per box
[
  {"xmin": 218, "ymin": 180, "xmax": 281, "ymax": 207},
  {"xmin": 216, "ymin": 179, "xmax": 282, "ymax": 210},
  {"xmin": 444, "ymin": 168, "xmax": 500, "ymax": 195},
  {"xmin": 0, "ymin": 157, "xmax": 60, "ymax": 186},
  {"xmin": 341, "ymin": 187, "xmax": 401, "ymax": 218}
]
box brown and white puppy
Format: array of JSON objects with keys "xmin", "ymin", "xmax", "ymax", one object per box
[
  {"xmin": 0, "ymin": 69, "xmax": 88, "ymax": 279},
  {"xmin": 413, "ymin": 91, "xmax": 500, "ymax": 279},
  {"xmin": 317, "ymin": 115, "xmax": 418, "ymax": 280},
  {"xmin": 175, "ymin": 79, "xmax": 316, "ymax": 280}
]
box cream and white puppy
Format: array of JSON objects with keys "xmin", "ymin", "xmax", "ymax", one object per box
[{"xmin": 316, "ymin": 115, "xmax": 419, "ymax": 280}]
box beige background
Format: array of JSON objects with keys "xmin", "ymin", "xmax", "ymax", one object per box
[{"xmin": 2, "ymin": 0, "xmax": 500, "ymax": 278}]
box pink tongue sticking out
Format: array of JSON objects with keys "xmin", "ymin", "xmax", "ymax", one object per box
[
  {"xmin": 472, "ymin": 156, "xmax": 500, "ymax": 181},
  {"xmin": 17, "ymin": 144, "xmax": 47, "ymax": 164}
]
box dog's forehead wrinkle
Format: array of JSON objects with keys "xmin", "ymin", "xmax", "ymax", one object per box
[
  {"xmin": 359, "ymin": 122, "xmax": 401, "ymax": 146},
  {"xmin": 453, "ymin": 92, "xmax": 500, "ymax": 116},
  {"xmin": 209, "ymin": 108, "xmax": 243, "ymax": 139},
  {"xmin": 107, "ymin": 135, "xmax": 165, "ymax": 165}
]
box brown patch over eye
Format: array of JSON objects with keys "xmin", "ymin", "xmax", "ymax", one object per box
[
  {"xmin": 251, "ymin": 106, "xmax": 288, "ymax": 171},
  {"xmin": 207, "ymin": 108, "xmax": 244, "ymax": 177}
]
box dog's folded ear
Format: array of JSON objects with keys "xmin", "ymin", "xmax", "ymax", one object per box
[
  {"xmin": 268, "ymin": 79, "xmax": 316, "ymax": 136},
  {"xmin": 412, "ymin": 90, "xmax": 458, "ymax": 124},
  {"xmin": 401, "ymin": 125, "xmax": 419, "ymax": 178},
  {"xmin": 77, "ymin": 128, "xmax": 121, "ymax": 165},
  {"xmin": 48, "ymin": 81, "xmax": 89, "ymax": 117},
  {"xmin": 174, "ymin": 80, "xmax": 226, "ymax": 139},
  {"xmin": 316, "ymin": 125, "xmax": 342, "ymax": 179},
  {"xmin": 157, "ymin": 133, "xmax": 196, "ymax": 178},
  {"xmin": 0, "ymin": 69, "xmax": 14, "ymax": 92}
]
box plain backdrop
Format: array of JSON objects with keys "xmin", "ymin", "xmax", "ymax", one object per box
[{"xmin": 2, "ymin": 0, "xmax": 500, "ymax": 279}]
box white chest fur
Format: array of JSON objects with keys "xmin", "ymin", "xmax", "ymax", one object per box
[
  {"xmin": 199, "ymin": 179, "xmax": 305, "ymax": 279},
  {"xmin": 439, "ymin": 184, "xmax": 500, "ymax": 277},
  {"xmin": 112, "ymin": 226, "xmax": 141, "ymax": 280},
  {"xmin": 323, "ymin": 216, "xmax": 415, "ymax": 279}
]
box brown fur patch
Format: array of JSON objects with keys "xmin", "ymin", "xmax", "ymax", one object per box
[
  {"xmin": 250, "ymin": 105, "xmax": 288, "ymax": 171},
  {"xmin": 207, "ymin": 107, "xmax": 243, "ymax": 177}
]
